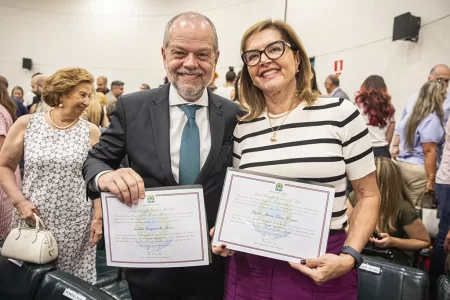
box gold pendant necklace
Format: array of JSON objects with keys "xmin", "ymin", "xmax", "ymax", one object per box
[{"xmin": 267, "ymin": 101, "xmax": 301, "ymax": 142}]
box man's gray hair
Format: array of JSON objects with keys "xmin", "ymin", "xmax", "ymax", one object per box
[
  {"xmin": 163, "ymin": 11, "xmax": 219, "ymax": 53},
  {"xmin": 327, "ymin": 75, "xmax": 340, "ymax": 87}
]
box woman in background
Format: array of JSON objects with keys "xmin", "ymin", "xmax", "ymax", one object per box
[
  {"xmin": 11, "ymin": 86, "xmax": 24, "ymax": 103},
  {"xmin": 0, "ymin": 76, "xmax": 20, "ymax": 244},
  {"xmin": 347, "ymin": 157, "xmax": 430, "ymax": 266},
  {"xmin": 355, "ymin": 75, "xmax": 395, "ymax": 158},
  {"xmin": 310, "ymin": 67, "xmax": 321, "ymax": 94},
  {"xmin": 83, "ymin": 92, "xmax": 109, "ymax": 128},
  {"xmin": 215, "ymin": 67, "xmax": 237, "ymax": 100},
  {"xmin": 395, "ymin": 80, "xmax": 446, "ymax": 204},
  {"xmin": 0, "ymin": 68, "xmax": 102, "ymax": 283}
]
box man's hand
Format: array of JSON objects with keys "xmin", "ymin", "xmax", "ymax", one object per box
[{"xmin": 98, "ymin": 168, "xmax": 145, "ymax": 206}]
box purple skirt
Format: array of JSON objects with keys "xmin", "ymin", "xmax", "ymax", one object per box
[{"xmin": 224, "ymin": 231, "xmax": 357, "ymax": 300}]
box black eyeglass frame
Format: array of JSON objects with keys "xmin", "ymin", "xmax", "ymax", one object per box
[{"xmin": 241, "ymin": 40, "xmax": 295, "ymax": 66}]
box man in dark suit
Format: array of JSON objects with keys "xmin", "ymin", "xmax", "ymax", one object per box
[{"xmin": 83, "ymin": 12, "xmax": 240, "ymax": 300}]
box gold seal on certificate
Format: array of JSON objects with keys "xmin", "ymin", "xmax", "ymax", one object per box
[
  {"xmin": 101, "ymin": 185, "xmax": 210, "ymax": 268},
  {"xmin": 212, "ymin": 169, "xmax": 335, "ymax": 263}
]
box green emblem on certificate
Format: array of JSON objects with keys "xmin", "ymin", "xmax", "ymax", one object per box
[
  {"xmin": 146, "ymin": 195, "xmax": 155, "ymax": 203},
  {"xmin": 275, "ymin": 183, "xmax": 284, "ymax": 192}
]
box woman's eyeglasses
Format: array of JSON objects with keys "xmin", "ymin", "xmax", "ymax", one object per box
[{"xmin": 241, "ymin": 40, "xmax": 294, "ymax": 66}]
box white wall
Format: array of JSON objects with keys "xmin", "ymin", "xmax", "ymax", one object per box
[
  {"xmin": 286, "ymin": 0, "xmax": 450, "ymax": 119},
  {"xmin": 1, "ymin": 0, "xmax": 449, "ymax": 116},
  {"xmin": 0, "ymin": 0, "xmax": 283, "ymax": 94}
]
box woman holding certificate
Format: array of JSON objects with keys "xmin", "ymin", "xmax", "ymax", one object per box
[{"xmin": 212, "ymin": 20, "xmax": 380, "ymax": 299}]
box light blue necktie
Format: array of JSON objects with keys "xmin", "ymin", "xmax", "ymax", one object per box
[{"xmin": 179, "ymin": 104, "xmax": 201, "ymax": 185}]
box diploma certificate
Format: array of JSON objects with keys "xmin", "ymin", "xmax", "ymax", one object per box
[
  {"xmin": 101, "ymin": 186, "xmax": 210, "ymax": 268},
  {"xmin": 212, "ymin": 169, "xmax": 335, "ymax": 262}
]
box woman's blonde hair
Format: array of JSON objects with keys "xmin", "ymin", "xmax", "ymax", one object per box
[
  {"xmin": 85, "ymin": 93, "xmax": 103, "ymax": 127},
  {"xmin": 404, "ymin": 80, "xmax": 446, "ymax": 150},
  {"xmin": 375, "ymin": 157, "xmax": 415, "ymax": 234},
  {"xmin": 96, "ymin": 92, "xmax": 107, "ymax": 107},
  {"xmin": 42, "ymin": 68, "xmax": 94, "ymax": 107},
  {"xmin": 239, "ymin": 20, "xmax": 318, "ymax": 121}
]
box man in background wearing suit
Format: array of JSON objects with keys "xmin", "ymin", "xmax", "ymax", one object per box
[
  {"xmin": 83, "ymin": 11, "xmax": 240, "ymax": 300},
  {"xmin": 325, "ymin": 74, "xmax": 350, "ymax": 100}
]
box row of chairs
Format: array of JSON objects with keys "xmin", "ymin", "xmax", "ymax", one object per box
[{"xmin": 0, "ymin": 251, "xmax": 449, "ymax": 300}]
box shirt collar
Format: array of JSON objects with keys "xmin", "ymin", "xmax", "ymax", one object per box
[
  {"xmin": 330, "ymin": 87, "xmax": 340, "ymax": 96},
  {"xmin": 169, "ymin": 84, "xmax": 209, "ymax": 107}
]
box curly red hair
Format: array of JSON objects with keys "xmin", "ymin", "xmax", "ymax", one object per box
[{"xmin": 356, "ymin": 75, "xmax": 395, "ymax": 128}]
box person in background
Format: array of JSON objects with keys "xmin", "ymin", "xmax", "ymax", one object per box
[
  {"xmin": 430, "ymin": 116, "xmax": 450, "ymax": 287},
  {"xmin": 11, "ymin": 86, "xmax": 24, "ymax": 103},
  {"xmin": 0, "ymin": 75, "xmax": 20, "ymax": 246},
  {"xmin": 139, "ymin": 83, "xmax": 150, "ymax": 91},
  {"xmin": 23, "ymin": 73, "xmax": 41, "ymax": 109},
  {"xmin": 29, "ymin": 74, "xmax": 51, "ymax": 114},
  {"xmin": 324, "ymin": 74, "xmax": 350, "ymax": 100},
  {"xmin": 392, "ymin": 64, "xmax": 450, "ymax": 159},
  {"xmin": 208, "ymin": 71, "xmax": 219, "ymax": 92},
  {"xmin": 310, "ymin": 67, "xmax": 321, "ymax": 94},
  {"xmin": 395, "ymin": 80, "xmax": 446, "ymax": 205},
  {"xmin": 96, "ymin": 92, "xmax": 107, "ymax": 107},
  {"xmin": 347, "ymin": 157, "xmax": 430, "ymax": 266},
  {"xmin": 0, "ymin": 68, "xmax": 102, "ymax": 283},
  {"xmin": 212, "ymin": 19, "xmax": 379, "ymax": 300},
  {"xmin": 83, "ymin": 92, "xmax": 110, "ymax": 128},
  {"xmin": 96, "ymin": 76, "xmax": 109, "ymax": 94},
  {"xmin": 231, "ymin": 71, "xmax": 241, "ymax": 101},
  {"xmin": 215, "ymin": 66, "xmax": 237, "ymax": 100},
  {"xmin": 105, "ymin": 80, "xmax": 124, "ymax": 105},
  {"xmin": 355, "ymin": 75, "xmax": 395, "ymax": 158},
  {"xmin": 6, "ymin": 84, "xmax": 28, "ymax": 118}
]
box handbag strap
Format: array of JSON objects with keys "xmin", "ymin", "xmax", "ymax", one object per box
[{"xmin": 17, "ymin": 213, "xmax": 46, "ymax": 231}]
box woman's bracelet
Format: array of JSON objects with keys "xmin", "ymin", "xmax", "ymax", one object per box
[{"xmin": 392, "ymin": 144, "xmax": 399, "ymax": 147}]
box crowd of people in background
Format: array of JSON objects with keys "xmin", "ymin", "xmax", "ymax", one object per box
[{"xmin": 0, "ymin": 10, "xmax": 449, "ymax": 300}]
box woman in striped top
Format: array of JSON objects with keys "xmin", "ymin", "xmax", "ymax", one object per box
[{"xmin": 212, "ymin": 20, "xmax": 380, "ymax": 300}]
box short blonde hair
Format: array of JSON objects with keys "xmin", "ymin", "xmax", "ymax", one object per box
[
  {"xmin": 42, "ymin": 68, "xmax": 94, "ymax": 107},
  {"xmin": 240, "ymin": 20, "xmax": 317, "ymax": 121}
]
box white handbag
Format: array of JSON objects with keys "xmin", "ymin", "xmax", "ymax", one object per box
[{"xmin": 1, "ymin": 214, "xmax": 58, "ymax": 264}]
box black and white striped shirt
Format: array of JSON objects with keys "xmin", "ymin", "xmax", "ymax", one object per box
[{"xmin": 233, "ymin": 97, "xmax": 375, "ymax": 230}]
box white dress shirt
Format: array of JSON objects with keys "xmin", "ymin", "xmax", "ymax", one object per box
[
  {"xmin": 169, "ymin": 84, "xmax": 211, "ymax": 183},
  {"xmin": 94, "ymin": 85, "xmax": 211, "ymax": 189}
]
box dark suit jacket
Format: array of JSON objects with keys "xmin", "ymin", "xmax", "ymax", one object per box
[{"xmin": 82, "ymin": 84, "xmax": 241, "ymax": 296}]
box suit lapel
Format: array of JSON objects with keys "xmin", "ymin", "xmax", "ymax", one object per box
[
  {"xmin": 149, "ymin": 85, "xmax": 178, "ymax": 186},
  {"xmin": 195, "ymin": 91, "xmax": 225, "ymax": 184}
]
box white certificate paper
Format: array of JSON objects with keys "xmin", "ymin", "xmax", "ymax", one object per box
[
  {"xmin": 212, "ymin": 169, "xmax": 335, "ymax": 263},
  {"xmin": 101, "ymin": 186, "xmax": 210, "ymax": 268}
]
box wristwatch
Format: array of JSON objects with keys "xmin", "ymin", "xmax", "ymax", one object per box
[{"xmin": 339, "ymin": 246, "xmax": 363, "ymax": 269}]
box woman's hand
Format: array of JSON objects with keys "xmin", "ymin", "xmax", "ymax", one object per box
[
  {"xmin": 370, "ymin": 233, "xmax": 395, "ymax": 248},
  {"xmin": 289, "ymin": 253, "xmax": 355, "ymax": 285},
  {"xmin": 90, "ymin": 219, "xmax": 103, "ymax": 248},
  {"xmin": 426, "ymin": 179, "xmax": 435, "ymax": 192},
  {"xmin": 15, "ymin": 200, "xmax": 40, "ymax": 222},
  {"xmin": 209, "ymin": 227, "xmax": 235, "ymax": 257}
]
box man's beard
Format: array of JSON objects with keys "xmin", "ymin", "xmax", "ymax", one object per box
[{"xmin": 169, "ymin": 67, "xmax": 211, "ymax": 101}]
